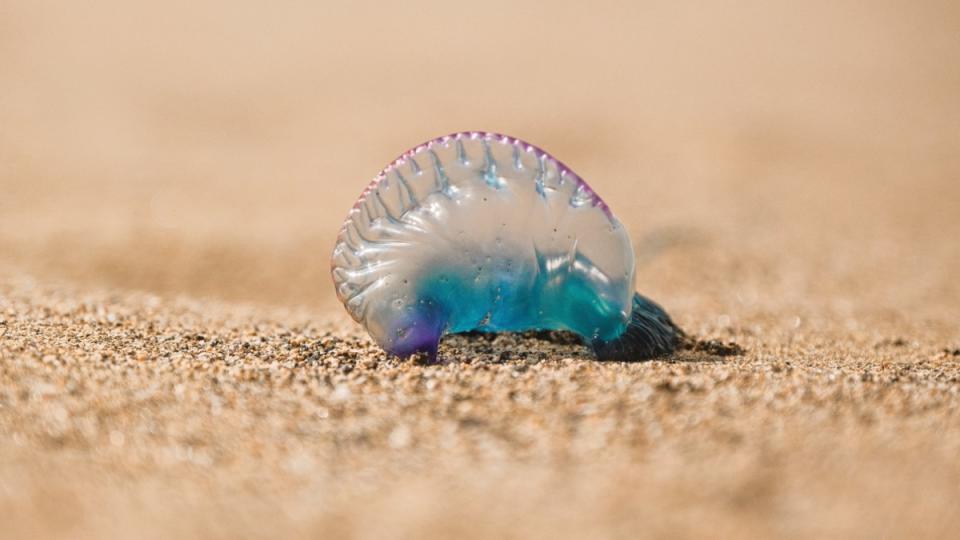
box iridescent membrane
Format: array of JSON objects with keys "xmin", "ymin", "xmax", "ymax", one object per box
[{"xmin": 331, "ymin": 132, "xmax": 681, "ymax": 360}]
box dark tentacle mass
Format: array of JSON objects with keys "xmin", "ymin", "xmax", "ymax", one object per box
[{"xmin": 591, "ymin": 293, "xmax": 683, "ymax": 361}]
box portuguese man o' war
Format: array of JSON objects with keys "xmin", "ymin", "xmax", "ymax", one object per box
[{"xmin": 331, "ymin": 132, "xmax": 683, "ymax": 361}]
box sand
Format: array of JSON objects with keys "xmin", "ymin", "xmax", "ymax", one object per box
[{"xmin": 2, "ymin": 1, "xmax": 960, "ymax": 538}]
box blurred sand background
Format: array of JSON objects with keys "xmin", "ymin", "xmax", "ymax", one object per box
[{"xmin": 1, "ymin": 0, "xmax": 959, "ymax": 538}]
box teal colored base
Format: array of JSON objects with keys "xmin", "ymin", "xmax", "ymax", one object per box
[{"xmin": 384, "ymin": 256, "xmax": 631, "ymax": 357}]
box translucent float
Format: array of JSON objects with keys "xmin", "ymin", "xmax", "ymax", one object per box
[{"xmin": 331, "ymin": 132, "xmax": 681, "ymax": 361}]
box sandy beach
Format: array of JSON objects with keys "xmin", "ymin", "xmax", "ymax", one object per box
[{"xmin": 2, "ymin": 1, "xmax": 959, "ymax": 538}]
